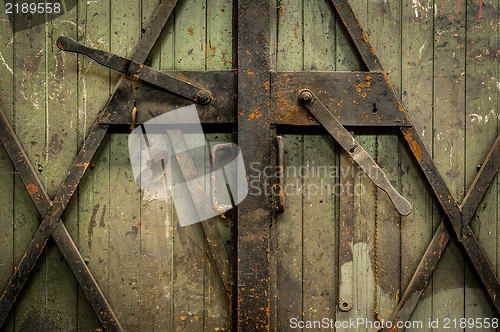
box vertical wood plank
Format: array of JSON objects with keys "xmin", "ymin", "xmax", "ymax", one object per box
[
  {"xmin": 45, "ymin": 5, "xmax": 80, "ymax": 329},
  {"xmin": 432, "ymin": 0, "xmax": 467, "ymax": 320},
  {"xmin": 345, "ymin": 0, "xmax": 378, "ymax": 326},
  {"xmin": 171, "ymin": 2, "xmax": 207, "ymax": 330},
  {"xmin": 303, "ymin": 0, "xmax": 336, "ymax": 71},
  {"xmin": 334, "ymin": 2, "xmax": 366, "ymax": 329},
  {"xmin": 352, "ymin": 133, "xmax": 377, "ymax": 325},
  {"xmin": 12, "ymin": 18, "xmax": 48, "ymax": 330},
  {"xmin": 302, "ymin": 2, "xmax": 338, "ymax": 328},
  {"xmin": 204, "ymin": 133, "xmax": 231, "ymax": 332},
  {"xmin": 0, "ymin": 9, "xmax": 14, "ymax": 331},
  {"xmin": 276, "ymin": 0, "xmax": 304, "ymax": 330},
  {"xmin": 171, "ymin": 132, "xmax": 205, "ymax": 331},
  {"xmin": 276, "ymin": 131, "xmax": 303, "ymax": 331},
  {"xmin": 464, "ymin": 0, "xmax": 499, "ymax": 323},
  {"xmin": 302, "ymin": 132, "xmax": 337, "ymax": 330},
  {"xmin": 276, "ymin": 0, "xmax": 303, "ymax": 71},
  {"xmin": 174, "ymin": 0, "xmax": 207, "ymax": 70},
  {"xmin": 109, "ymin": 1, "xmax": 142, "ymax": 329},
  {"xmin": 366, "ymin": 0, "xmax": 402, "ymax": 322},
  {"xmin": 137, "ymin": 1, "xmax": 174, "ymax": 330},
  {"xmin": 206, "ymin": 0, "xmax": 233, "ymax": 70},
  {"xmin": 76, "ymin": 0, "xmax": 112, "ymax": 330},
  {"xmin": 400, "ymin": 0, "xmax": 436, "ymax": 325}
]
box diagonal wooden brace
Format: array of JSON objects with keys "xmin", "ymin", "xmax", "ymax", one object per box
[
  {"xmin": 0, "ymin": 105, "xmax": 121, "ymax": 330},
  {"xmin": 387, "ymin": 132, "xmax": 500, "ymax": 331}
]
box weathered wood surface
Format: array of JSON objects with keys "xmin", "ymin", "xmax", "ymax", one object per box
[{"xmin": 0, "ymin": 0, "xmax": 498, "ymax": 331}]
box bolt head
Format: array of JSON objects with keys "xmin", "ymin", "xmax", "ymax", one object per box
[
  {"xmin": 196, "ymin": 90, "xmax": 211, "ymax": 104},
  {"xmin": 298, "ymin": 90, "xmax": 313, "ymax": 103}
]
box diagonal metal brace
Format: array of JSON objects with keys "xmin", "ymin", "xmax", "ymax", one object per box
[
  {"xmin": 298, "ymin": 89, "xmax": 412, "ymax": 216},
  {"xmin": 57, "ymin": 36, "xmax": 212, "ymax": 105}
]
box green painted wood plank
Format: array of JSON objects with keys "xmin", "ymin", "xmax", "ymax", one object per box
[
  {"xmin": 276, "ymin": 131, "xmax": 304, "ymax": 331},
  {"xmin": 464, "ymin": 0, "xmax": 499, "ymax": 324},
  {"xmin": 75, "ymin": 0, "xmax": 112, "ymax": 330},
  {"xmin": 206, "ymin": 0, "xmax": 233, "ymax": 70},
  {"xmin": 11, "ymin": 18, "xmax": 50, "ymax": 330},
  {"xmin": 174, "ymin": 0, "xmax": 207, "ymax": 70},
  {"xmin": 136, "ymin": 2, "xmax": 175, "ymax": 330},
  {"xmin": 204, "ymin": 133, "xmax": 231, "ymax": 332},
  {"xmin": 432, "ymin": 0, "xmax": 467, "ymax": 320},
  {"xmin": 0, "ymin": 9, "xmax": 14, "ymax": 332},
  {"xmin": 108, "ymin": 133, "xmax": 142, "ymax": 330},
  {"xmin": 301, "ymin": 2, "xmax": 339, "ymax": 328},
  {"xmin": 335, "ymin": 0, "xmax": 364, "ymax": 72},
  {"xmin": 171, "ymin": 132, "xmax": 205, "ymax": 331},
  {"xmin": 302, "ymin": 132, "xmax": 337, "ymax": 330},
  {"xmin": 344, "ymin": 1, "xmax": 379, "ymax": 328},
  {"xmin": 108, "ymin": 1, "xmax": 142, "ymax": 329},
  {"xmin": 400, "ymin": 0, "xmax": 437, "ymax": 327},
  {"xmin": 276, "ymin": 0, "xmax": 304, "ymax": 71},
  {"xmin": 352, "ymin": 133, "xmax": 377, "ymax": 326},
  {"xmin": 170, "ymin": 2, "xmax": 207, "ymax": 330},
  {"xmin": 276, "ymin": 3, "xmax": 306, "ymax": 329},
  {"xmin": 303, "ymin": 0, "xmax": 336, "ymax": 71},
  {"xmin": 44, "ymin": 7, "xmax": 80, "ymax": 329},
  {"xmin": 365, "ymin": 0, "xmax": 403, "ymax": 323}
]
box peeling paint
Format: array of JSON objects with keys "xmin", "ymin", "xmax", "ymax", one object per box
[{"xmin": 0, "ymin": 51, "xmax": 13, "ymax": 75}]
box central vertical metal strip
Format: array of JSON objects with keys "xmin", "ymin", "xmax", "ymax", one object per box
[{"xmin": 237, "ymin": 0, "xmax": 272, "ymax": 330}]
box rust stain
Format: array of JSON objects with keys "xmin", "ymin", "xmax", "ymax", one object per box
[
  {"xmin": 355, "ymin": 81, "xmax": 371, "ymax": 93},
  {"xmin": 404, "ymin": 130, "xmax": 423, "ymax": 162},
  {"xmin": 188, "ymin": 27, "xmax": 193, "ymax": 36},
  {"xmin": 27, "ymin": 183, "xmax": 38, "ymax": 196},
  {"xmin": 360, "ymin": 92, "xmax": 367, "ymax": 98},
  {"xmin": 439, "ymin": 230, "xmax": 446, "ymax": 247},
  {"xmin": 211, "ymin": 47, "xmax": 217, "ymax": 58}
]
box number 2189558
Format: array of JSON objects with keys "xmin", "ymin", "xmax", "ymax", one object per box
[{"xmin": 5, "ymin": 2, "xmax": 61, "ymax": 14}]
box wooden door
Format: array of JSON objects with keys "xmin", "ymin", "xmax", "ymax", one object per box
[{"xmin": 0, "ymin": 0, "xmax": 499, "ymax": 331}]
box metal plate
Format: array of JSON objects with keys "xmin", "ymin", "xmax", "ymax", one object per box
[
  {"xmin": 272, "ymin": 71, "xmax": 410, "ymax": 126},
  {"xmin": 100, "ymin": 70, "xmax": 238, "ymax": 125}
]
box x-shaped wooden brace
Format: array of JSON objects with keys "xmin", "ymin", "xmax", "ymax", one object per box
[
  {"xmin": 331, "ymin": 0, "xmax": 500, "ymax": 327},
  {"xmin": 387, "ymin": 132, "xmax": 500, "ymax": 331}
]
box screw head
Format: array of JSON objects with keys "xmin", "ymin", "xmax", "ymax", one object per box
[
  {"xmin": 298, "ymin": 89, "xmax": 313, "ymax": 104},
  {"xmin": 196, "ymin": 90, "xmax": 211, "ymax": 104}
]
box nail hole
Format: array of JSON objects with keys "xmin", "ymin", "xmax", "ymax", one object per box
[
  {"xmin": 349, "ymin": 146, "xmax": 357, "ymax": 153},
  {"xmin": 372, "ymin": 103, "xmax": 378, "ymax": 114}
]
